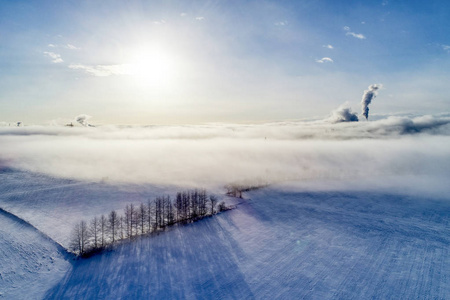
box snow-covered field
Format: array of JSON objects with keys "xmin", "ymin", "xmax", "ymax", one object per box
[
  {"xmin": 0, "ymin": 168, "xmax": 187, "ymax": 248},
  {"xmin": 1, "ymin": 168, "xmax": 449, "ymax": 299},
  {"xmin": 45, "ymin": 187, "xmax": 450, "ymax": 299},
  {"xmin": 1, "ymin": 117, "xmax": 450, "ymax": 299}
]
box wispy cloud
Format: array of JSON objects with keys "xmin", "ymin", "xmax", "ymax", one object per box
[
  {"xmin": 274, "ymin": 21, "xmax": 288, "ymax": 26},
  {"xmin": 43, "ymin": 51, "xmax": 63, "ymax": 63},
  {"xmin": 47, "ymin": 43, "xmax": 80, "ymax": 50},
  {"xmin": 68, "ymin": 64, "xmax": 131, "ymax": 77},
  {"xmin": 195, "ymin": 16, "xmax": 205, "ymax": 21},
  {"xmin": 346, "ymin": 32, "xmax": 366, "ymax": 39},
  {"xmin": 65, "ymin": 44, "xmax": 80, "ymax": 50},
  {"xmin": 344, "ymin": 26, "xmax": 366, "ymax": 39},
  {"xmin": 316, "ymin": 57, "xmax": 334, "ymax": 63},
  {"xmin": 180, "ymin": 13, "xmax": 187, "ymax": 17},
  {"xmin": 152, "ymin": 20, "xmax": 166, "ymax": 25},
  {"xmin": 323, "ymin": 44, "xmax": 334, "ymax": 49},
  {"xmin": 442, "ymin": 45, "xmax": 450, "ymax": 52}
]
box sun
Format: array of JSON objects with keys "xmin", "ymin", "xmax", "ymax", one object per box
[{"xmin": 128, "ymin": 46, "xmax": 176, "ymax": 88}]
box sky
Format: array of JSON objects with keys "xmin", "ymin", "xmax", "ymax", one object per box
[{"xmin": 0, "ymin": 0, "xmax": 449, "ymax": 125}]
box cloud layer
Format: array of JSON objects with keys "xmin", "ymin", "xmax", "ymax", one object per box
[{"xmin": 1, "ymin": 115, "xmax": 449, "ymax": 198}]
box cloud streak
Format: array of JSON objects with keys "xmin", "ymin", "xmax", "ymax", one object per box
[
  {"xmin": 43, "ymin": 51, "xmax": 63, "ymax": 63},
  {"xmin": 68, "ymin": 64, "xmax": 131, "ymax": 77},
  {"xmin": 274, "ymin": 21, "xmax": 288, "ymax": 26},
  {"xmin": 346, "ymin": 32, "xmax": 366, "ymax": 39},
  {"xmin": 316, "ymin": 57, "xmax": 334, "ymax": 63},
  {"xmin": 48, "ymin": 43, "xmax": 80, "ymax": 50},
  {"xmin": 344, "ymin": 26, "xmax": 366, "ymax": 39},
  {"xmin": 65, "ymin": 44, "xmax": 80, "ymax": 50}
]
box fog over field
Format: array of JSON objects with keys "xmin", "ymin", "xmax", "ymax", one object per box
[{"xmin": 1, "ymin": 114, "xmax": 450, "ymax": 196}]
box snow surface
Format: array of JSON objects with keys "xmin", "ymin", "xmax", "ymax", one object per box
[
  {"xmin": 0, "ymin": 168, "xmax": 197, "ymax": 248},
  {"xmin": 0, "ymin": 209, "xmax": 70, "ymax": 299},
  {"xmin": 45, "ymin": 189, "xmax": 449, "ymax": 299},
  {"xmin": 1, "ymin": 168, "xmax": 449, "ymax": 299}
]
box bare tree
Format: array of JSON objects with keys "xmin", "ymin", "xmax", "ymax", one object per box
[
  {"xmin": 109, "ymin": 210, "xmax": 119, "ymax": 243},
  {"xmin": 225, "ymin": 184, "xmax": 242, "ymax": 198},
  {"xmin": 154, "ymin": 197, "xmax": 162, "ymax": 229},
  {"xmin": 69, "ymin": 222, "xmax": 82, "ymax": 254},
  {"xmin": 147, "ymin": 199, "xmax": 153, "ymax": 233},
  {"xmin": 70, "ymin": 220, "xmax": 89, "ymax": 255},
  {"xmin": 209, "ymin": 195, "xmax": 218, "ymax": 215},
  {"xmin": 139, "ymin": 203, "xmax": 146, "ymax": 235},
  {"xmin": 89, "ymin": 216, "xmax": 100, "ymax": 249},
  {"xmin": 119, "ymin": 216, "xmax": 124, "ymax": 239},
  {"xmin": 198, "ymin": 189, "xmax": 207, "ymax": 216},
  {"xmin": 130, "ymin": 203, "xmax": 136, "ymax": 237},
  {"xmin": 161, "ymin": 196, "xmax": 166, "ymax": 228},
  {"xmin": 100, "ymin": 214, "xmax": 107, "ymax": 247},
  {"xmin": 182, "ymin": 191, "xmax": 190, "ymax": 221},
  {"xmin": 125, "ymin": 204, "xmax": 131, "ymax": 238},
  {"xmin": 165, "ymin": 196, "xmax": 174, "ymax": 225},
  {"xmin": 81, "ymin": 220, "xmax": 89, "ymax": 253},
  {"xmin": 218, "ymin": 201, "xmax": 227, "ymax": 212},
  {"xmin": 191, "ymin": 190, "xmax": 199, "ymax": 219},
  {"xmin": 175, "ymin": 192, "xmax": 183, "ymax": 222}
]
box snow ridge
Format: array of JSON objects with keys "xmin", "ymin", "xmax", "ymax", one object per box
[
  {"xmin": 0, "ymin": 208, "xmax": 71, "ymax": 299},
  {"xmin": 0, "ymin": 207, "xmax": 72, "ymax": 257}
]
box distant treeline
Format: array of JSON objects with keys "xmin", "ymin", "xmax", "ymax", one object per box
[
  {"xmin": 70, "ymin": 190, "xmax": 228, "ymax": 257},
  {"xmin": 225, "ymin": 180, "xmax": 269, "ymax": 198}
]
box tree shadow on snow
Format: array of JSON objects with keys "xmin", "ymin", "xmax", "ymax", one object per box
[{"xmin": 45, "ymin": 216, "xmax": 255, "ymax": 299}]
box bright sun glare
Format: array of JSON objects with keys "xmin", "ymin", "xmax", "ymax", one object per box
[{"xmin": 128, "ymin": 47, "xmax": 176, "ymax": 88}]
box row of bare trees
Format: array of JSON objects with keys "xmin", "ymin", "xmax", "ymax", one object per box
[{"xmin": 70, "ymin": 190, "xmax": 227, "ymax": 256}]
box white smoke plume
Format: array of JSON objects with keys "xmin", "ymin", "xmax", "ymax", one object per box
[
  {"xmin": 329, "ymin": 104, "xmax": 359, "ymax": 123},
  {"xmin": 75, "ymin": 114, "xmax": 92, "ymax": 127},
  {"xmin": 361, "ymin": 84, "xmax": 382, "ymax": 120}
]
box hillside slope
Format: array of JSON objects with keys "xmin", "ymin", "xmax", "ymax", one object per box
[
  {"xmin": 0, "ymin": 168, "xmax": 182, "ymax": 248},
  {"xmin": 0, "ymin": 209, "xmax": 71, "ymax": 299}
]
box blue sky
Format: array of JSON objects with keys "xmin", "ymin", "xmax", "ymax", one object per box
[{"xmin": 0, "ymin": 0, "xmax": 449, "ymax": 124}]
